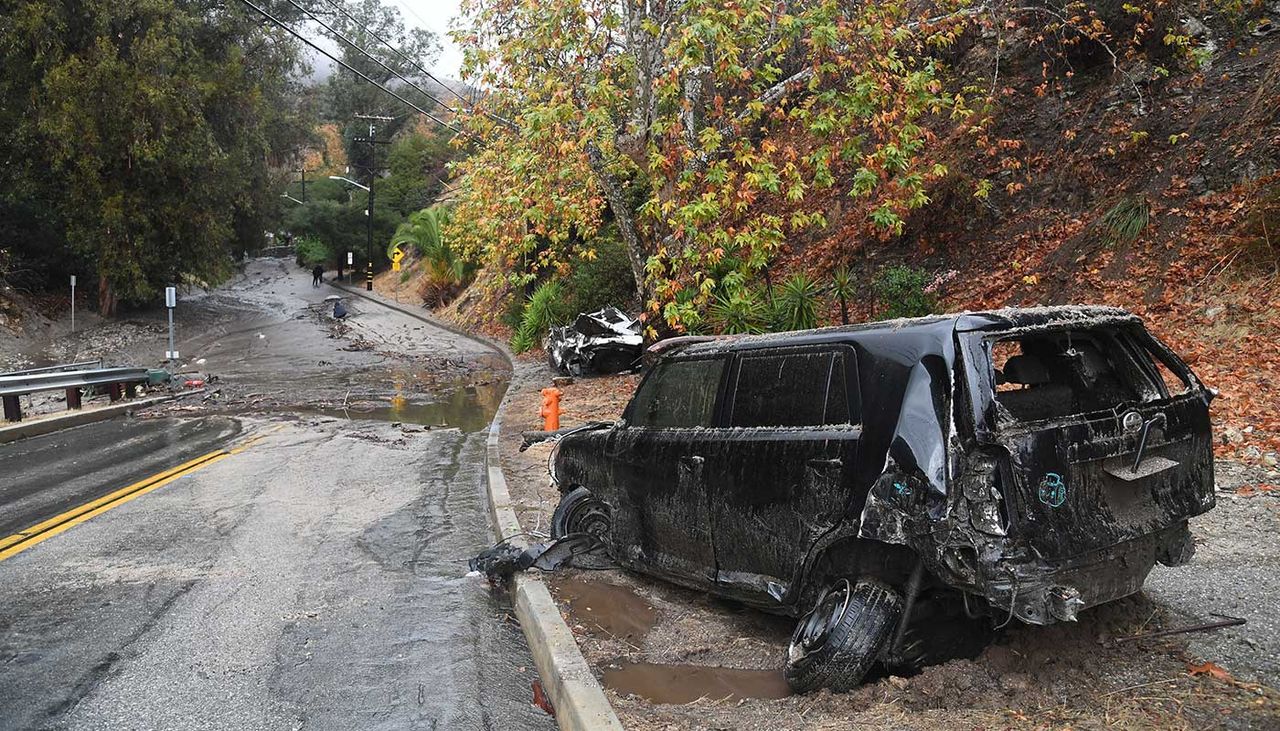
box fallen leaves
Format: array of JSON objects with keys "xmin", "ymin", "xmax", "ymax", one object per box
[
  {"xmin": 1188, "ymin": 661, "xmax": 1235, "ymax": 682},
  {"xmin": 1235, "ymin": 484, "xmax": 1279, "ymax": 497}
]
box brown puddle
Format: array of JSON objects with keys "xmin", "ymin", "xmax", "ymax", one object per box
[
  {"xmin": 603, "ymin": 661, "xmax": 792, "ymax": 704},
  {"xmin": 550, "ymin": 577, "xmax": 658, "ymax": 640}
]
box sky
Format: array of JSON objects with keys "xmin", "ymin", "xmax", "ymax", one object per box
[{"xmin": 394, "ymin": 0, "xmax": 466, "ymax": 78}]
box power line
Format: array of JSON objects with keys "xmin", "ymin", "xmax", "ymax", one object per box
[
  {"xmin": 235, "ymin": 0, "xmax": 463, "ymax": 133},
  {"xmin": 314, "ymin": 0, "xmax": 517, "ymax": 131},
  {"xmin": 280, "ymin": 0, "xmax": 463, "ymax": 117},
  {"xmin": 316, "ymin": 0, "xmax": 471, "ymax": 107}
]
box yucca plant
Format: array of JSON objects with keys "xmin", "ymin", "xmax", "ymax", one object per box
[
  {"xmin": 709, "ymin": 287, "xmax": 769, "ymax": 334},
  {"xmin": 775, "ymin": 273, "xmax": 823, "ymax": 331},
  {"xmin": 511, "ymin": 280, "xmax": 566, "ymax": 353},
  {"xmin": 830, "ymin": 266, "xmax": 856, "ymax": 325}
]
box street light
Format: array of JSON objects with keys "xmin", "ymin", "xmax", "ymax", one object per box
[
  {"xmin": 280, "ymin": 193, "xmax": 305, "ymax": 205},
  {"xmin": 329, "ymin": 175, "xmax": 374, "ymax": 291},
  {"xmin": 327, "ymin": 175, "xmax": 369, "ymax": 192}
]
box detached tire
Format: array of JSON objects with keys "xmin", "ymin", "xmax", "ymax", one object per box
[
  {"xmin": 551, "ymin": 487, "xmax": 611, "ymax": 539},
  {"xmin": 785, "ymin": 579, "xmax": 902, "ymax": 693}
]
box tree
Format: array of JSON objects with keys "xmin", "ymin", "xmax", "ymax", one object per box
[
  {"xmin": 0, "ymin": 0, "xmax": 309, "ymax": 313},
  {"xmin": 450, "ymin": 0, "xmax": 975, "ymax": 332}
]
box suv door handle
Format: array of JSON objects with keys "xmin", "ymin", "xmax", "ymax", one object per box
[{"xmin": 807, "ymin": 458, "xmax": 842, "ymax": 468}]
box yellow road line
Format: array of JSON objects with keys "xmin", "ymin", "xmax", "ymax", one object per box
[{"xmin": 0, "ymin": 426, "xmax": 280, "ymax": 563}]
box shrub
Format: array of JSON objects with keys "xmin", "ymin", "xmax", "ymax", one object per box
[
  {"xmin": 873, "ymin": 265, "xmax": 936, "ymax": 320},
  {"xmin": 511, "ymin": 280, "xmax": 567, "ymax": 353},
  {"xmin": 563, "ymin": 226, "xmax": 636, "ymax": 316},
  {"xmin": 294, "ymin": 235, "xmax": 331, "ymax": 267},
  {"xmin": 709, "ymin": 287, "xmax": 769, "ymax": 334},
  {"xmin": 1101, "ymin": 196, "xmax": 1150, "ymax": 246}
]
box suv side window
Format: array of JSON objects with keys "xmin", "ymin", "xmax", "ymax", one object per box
[
  {"xmin": 729, "ymin": 350, "xmax": 856, "ymax": 428},
  {"xmin": 627, "ymin": 357, "xmax": 725, "ymax": 428}
]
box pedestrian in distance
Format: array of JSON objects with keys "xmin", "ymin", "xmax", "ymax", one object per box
[{"xmin": 311, "ymin": 264, "xmax": 324, "ymax": 287}]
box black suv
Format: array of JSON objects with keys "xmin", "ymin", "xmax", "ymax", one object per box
[{"xmin": 549, "ymin": 306, "xmax": 1215, "ymax": 692}]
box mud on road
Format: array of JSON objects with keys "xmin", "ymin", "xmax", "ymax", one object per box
[{"xmin": 500, "ymin": 360, "xmax": 1280, "ymax": 730}]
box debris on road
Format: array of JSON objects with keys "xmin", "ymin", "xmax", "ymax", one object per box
[{"xmin": 1113, "ymin": 614, "xmax": 1247, "ymax": 644}]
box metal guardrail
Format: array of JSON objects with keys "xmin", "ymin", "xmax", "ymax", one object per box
[
  {"xmin": 0, "ymin": 360, "xmax": 102, "ymax": 378},
  {"xmin": 0, "ymin": 367, "xmax": 150, "ymax": 422}
]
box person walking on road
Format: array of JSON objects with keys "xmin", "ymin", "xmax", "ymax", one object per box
[{"xmin": 311, "ymin": 265, "xmax": 324, "ymax": 287}]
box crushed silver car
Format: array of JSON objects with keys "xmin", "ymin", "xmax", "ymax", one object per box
[{"xmin": 547, "ymin": 306, "xmax": 643, "ymax": 376}]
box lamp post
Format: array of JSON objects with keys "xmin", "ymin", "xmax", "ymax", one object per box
[{"xmin": 328, "ymin": 174, "xmax": 374, "ymax": 292}]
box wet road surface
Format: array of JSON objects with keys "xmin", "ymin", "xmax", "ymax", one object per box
[{"xmin": 0, "ymin": 260, "xmax": 551, "ymax": 729}]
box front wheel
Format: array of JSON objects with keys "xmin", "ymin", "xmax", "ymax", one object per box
[{"xmin": 784, "ymin": 578, "xmax": 902, "ymax": 693}]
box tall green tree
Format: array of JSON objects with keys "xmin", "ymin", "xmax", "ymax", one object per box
[{"xmin": 0, "ymin": 0, "xmax": 309, "ymax": 314}]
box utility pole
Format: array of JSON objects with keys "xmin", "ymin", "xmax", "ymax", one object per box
[
  {"xmin": 290, "ymin": 146, "xmax": 318, "ymax": 202},
  {"xmin": 353, "ymin": 114, "xmax": 393, "ymax": 292}
]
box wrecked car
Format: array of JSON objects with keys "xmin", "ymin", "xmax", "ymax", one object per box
[
  {"xmin": 547, "ymin": 306, "xmax": 643, "ymax": 376},
  {"xmin": 547, "ymin": 306, "xmax": 1215, "ymax": 692}
]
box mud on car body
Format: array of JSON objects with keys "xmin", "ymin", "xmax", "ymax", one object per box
[{"xmin": 549, "ymin": 306, "xmax": 1216, "ymax": 692}]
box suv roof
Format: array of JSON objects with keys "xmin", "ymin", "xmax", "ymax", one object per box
[{"xmin": 672, "ymin": 305, "xmax": 1142, "ymax": 357}]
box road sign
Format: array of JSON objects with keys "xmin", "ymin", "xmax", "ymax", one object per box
[
  {"xmin": 165, "ymin": 286, "xmax": 176, "ymax": 308},
  {"xmin": 347, "ymin": 251, "xmax": 354, "ymax": 265},
  {"xmin": 391, "ymin": 245, "xmax": 405, "ymax": 272}
]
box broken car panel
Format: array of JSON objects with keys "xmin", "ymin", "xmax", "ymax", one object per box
[{"xmin": 546, "ymin": 306, "xmax": 1216, "ymax": 692}]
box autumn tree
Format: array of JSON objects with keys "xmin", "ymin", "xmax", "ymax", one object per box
[
  {"xmin": 0, "ymin": 0, "xmax": 309, "ymax": 314},
  {"xmin": 450, "ymin": 0, "xmax": 977, "ymax": 331}
]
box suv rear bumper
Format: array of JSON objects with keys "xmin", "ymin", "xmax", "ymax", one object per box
[{"xmin": 972, "ymin": 521, "xmax": 1194, "ymax": 625}]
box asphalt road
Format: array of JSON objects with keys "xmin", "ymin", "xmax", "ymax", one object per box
[{"xmin": 0, "ymin": 261, "xmax": 551, "ymax": 730}]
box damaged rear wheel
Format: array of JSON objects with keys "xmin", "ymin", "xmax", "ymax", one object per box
[
  {"xmin": 784, "ymin": 579, "xmax": 902, "ymax": 694},
  {"xmin": 551, "ymin": 487, "xmax": 611, "ymax": 539}
]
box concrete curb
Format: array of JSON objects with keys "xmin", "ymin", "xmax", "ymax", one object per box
[
  {"xmin": 334, "ymin": 278, "xmax": 623, "ymax": 729},
  {"xmin": 485, "ymin": 416, "xmax": 625, "ymax": 731},
  {"xmin": 0, "ymin": 394, "xmax": 178, "ymax": 445}
]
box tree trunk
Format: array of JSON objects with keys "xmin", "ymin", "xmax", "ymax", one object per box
[
  {"xmin": 585, "ymin": 142, "xmax": 647, "ymax": 299},
  {"xmin": 98, "ymin": 275, "xmax": 116, "ymax": 318}
]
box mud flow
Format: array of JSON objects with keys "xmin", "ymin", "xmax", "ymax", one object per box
[{"xmin": 603, "ymin": 661, "xmax": 791, "ymax": 703}]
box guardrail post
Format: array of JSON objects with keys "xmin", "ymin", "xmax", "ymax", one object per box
[
  {"xmin": 66, "ymin": 387, "xmax": 82, "ymax": 410},
  {"xmin": 2, "ymin": 395, "xmax": 21, "ymax": 422},
  {"xmin": 108, "ymin": 383, "xmax": 123, "ymax": 402}
]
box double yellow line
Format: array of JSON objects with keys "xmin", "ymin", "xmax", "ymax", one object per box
[{"xmin": 0, "ymin": 426, "xmax": 281, "ymax": 562}]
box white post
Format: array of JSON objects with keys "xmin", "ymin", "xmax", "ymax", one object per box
[
  {"xmin": 165, "ymin": 286, "xmax": 178, "ymax": 361},
  {"xmin": 347, "ymin": 251, "xmax": 353, "ymax": 282},
  {"xmin": 70, "ymin": 275, "xmax": 76, "ymax": 334}
]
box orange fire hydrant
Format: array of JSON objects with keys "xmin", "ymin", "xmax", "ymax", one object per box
[{"xmin": 540, "ymin": 387, "xmax": 563, "ymax": 431}]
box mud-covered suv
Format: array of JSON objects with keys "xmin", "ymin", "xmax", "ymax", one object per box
[{"xmin": 549, "ymin": 306, "xmax": 1215, "ymax": 692}]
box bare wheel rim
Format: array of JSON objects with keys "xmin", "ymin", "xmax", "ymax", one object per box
[
  {"xmin": 790, "ymin": 579, "xmax": 852, "ymax": 661},
  {"xmin": 565, "ymin": 496, "xmax": 610, "ymax": 537}
]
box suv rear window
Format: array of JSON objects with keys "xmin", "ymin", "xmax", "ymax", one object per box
[
  {"xmin": 627, "ymin": 358, "xmax": 725, "ymax": 428},
  {"xmin": 989, "ymin": 328, "xmax": 1162, "ymax": 423},
  {"xmin": 729, "ymin": 350, "xmax": 855, "ymax": 428}
]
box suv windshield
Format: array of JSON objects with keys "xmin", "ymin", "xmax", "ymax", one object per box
[{"xmin": 983, "ymin": 327, "xmax": 1167, "ymax": 424}]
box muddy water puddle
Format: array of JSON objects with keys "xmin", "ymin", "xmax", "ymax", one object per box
[
  {"xmin": 550, "ymin": 576, "xmax": 659, "ymax": 640},
  {"xmin": 603, "ymin": 661, "xmax": 792, "ymax": 704},
  {"xmin": 293, "ymin": 381, "xmax": 507, "ymax": 432}
]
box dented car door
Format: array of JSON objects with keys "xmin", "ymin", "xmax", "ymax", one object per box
[
  {"xmin": 610, "ymin": 356, "xmax": 728, "ymax": 586},
  {"xmin": 708, "ymin": 346, "xmax": 861, "ymax": 605}
]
